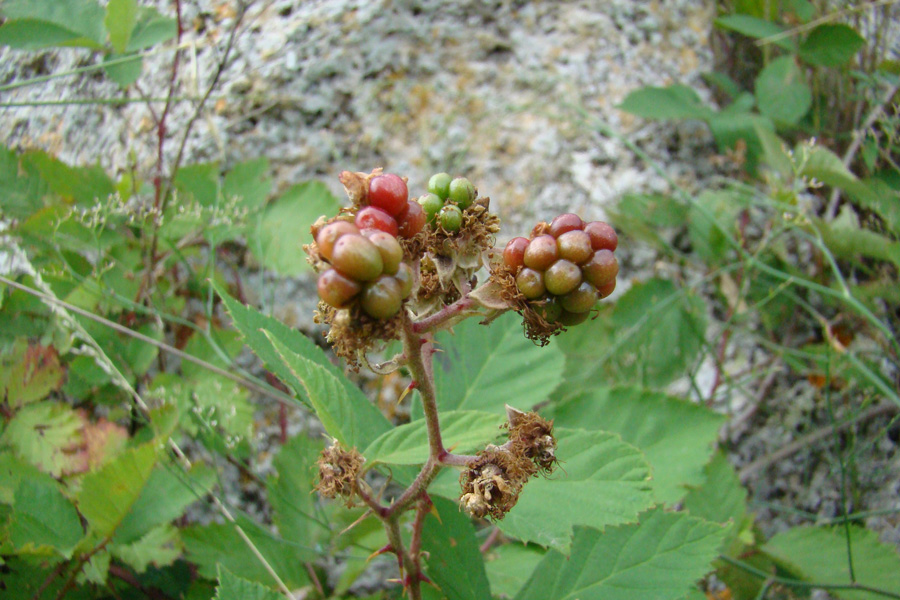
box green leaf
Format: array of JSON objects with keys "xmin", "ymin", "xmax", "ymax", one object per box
[
  {"xmin": 21, "ymin": 150, "xmax": 116, "ymax": 207},
  {"xmin": 9, "ymin": 478, "xmax": 83, "ymax": 558},
  {"xmin": 682, "ymin": 452, "xmax": 747, "ymax": 529},
  {"xmin": 422, "ymin": 496, "xmax": 492, "ymax": 600},
  {"xmin": 126, "ymin": 6, "xmax": 177, "ymax": 51},
  {"xmin": 115, "ymin": 463, "xmax": 215, "ymax": 545},
  {"xmin": 214, "ymin": 565, "xmax": 283, "ymax": 600},
  {"xmin": 0, "ymin": 340, "xmax": 65, "ymax": 409},
  {"xmin": 497, "ymin": 429, "xmax": 653, "ymax": 552},
  {"xmin": 268, "ymin": 434, "xmax": 322, "ymax": 545},
  {"xmin": 181, "ymin": 328, "xmax": 245, "ymax": 380},
  {"xmin": 714, "ymin": 15, "xmax": 796, "ymax": 51},
  {"xmin": 617, "ymin": 85, "xmax": 713, "ymax": 121},
  {"xmin": 608, "ymin": 193, "xmax": 684, "ymax": 253},
  {"xmin": 856, "ymin": 178, "xmax": 900, "ymax": 236},
  {"xmin": 707, "ymin": 111, "xmax": 774, "ymax": 173},
  {"xmin": 689, "ymin": 190, "xmax": 744, "ymax": 263},
  {"xmin": 103, "ymin": 52, "xmax": 143, "ymax": 87},
  {"xmin": 548, "ymin": 386, "xmax": 725, "ymax": 505},
  {"xmin": 0, "ymin": 147, "xmax": 52, "ymax": 221},
  {"xmin": 0, "ymin": 0, "xmax": 106, "ymax": 48},
  {"xmin": 514, "ymin": 508, "xmax": 727, "ymax": 600},
  {"xmin": 814, "ymin": 211, "xmax": 900, "ymax": 269},
  {"xmin": 216, "ymin": 285, "xmax": 363, "ymax": 408},
  {"xmin": 0, "ymin": 450, "xmax": 56, "ymax": 505},
  {"xmin": 755, "ymin": 56, "xmax": 812, "ymax": 126},
  {"xmin": 557, "ymin": 278, "xmax": 707, "ymax": 390},
  {"xmin": 364, "ymin": 411, "xmax": 505, "ymax": 466},
  {"xmin": 799, "ymin": 24, "xmax": 866, "ymax": 68},
  {"xmin": 266, "ymin": 332, "xmax": 391, "ymax": 449},
  {"xmin": 112, "ymin": 524, "xmax": 181, "ymax": 573},
  {"xmin": 223, "ymin": 158, "xmax": 272, "ymax": 211},
  {"xmin": 1, "ymin": 401, "xmax": 84, "ymax": 477},
  {"xmin": 174, "ymin": 162, "xmax": 220, "ymax": 208},
  {"xmin": 104, "ymin": 0, "xmax": 138, "ymax": 54},
  {"xmin": 183, "ymin": 515, "xmax": 311, "ymax": 588},
  {"xmin": 76, "ymin": 442, "xmax": 159, "ymax": 538},
  {"xmin": 0, "ymin": 19, "xmax": 90, "ymax": 49},
  {"xmin": 754, "ymin": 124, "xmax": 793, "ymax": 178},
  {"xmin": 762, "ymin": 525, "xmax": 900, "ymax": 599},
  {"xmin": 248, "ymin": 181, "xmax": 341, "ymax": 275},
  {"xmin": 485, "ymin": 543, "xmax": 545, "ymax": 599},
  {"xmin": 428, "ymin": 312, "xmax": 565, "ymax": 415}
]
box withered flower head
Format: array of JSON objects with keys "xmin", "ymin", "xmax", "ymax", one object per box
[
  {"xmin": 505, "ymin": 405, "xmax": 558, "ymax": 474},
  {"xmin": 316, "ymin": 439, "xmax": 365, "ymax": 507},
  {"xmin": 459, "ymin": 447, "xmax": 536, "ymax": 520}
]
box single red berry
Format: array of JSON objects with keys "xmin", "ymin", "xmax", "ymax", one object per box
[
  {"xmin": 515, "ymin": 267, "xmax": 546, "ymax": 299},
  {"xmin": 582, "ymin": 249, "xmax": 618, "ymax": 289},
  {"xmin": 368, "ymin": 173, "xmax": 408, "ymax": 216},
  {"xmin": 597, "ymin": 278, "xmax": 616, "ymax": 299},
  {"xmin": 584, "ymin": 221, "xmax": 618, "ymax": 251},
  {"xmin": 398, "ymin": 200, "xmax": 426, "ymax": 237},
  {"xmin": 360, "ymin": 275, "xmax": 403, "ymax": 319},
  {"xmin": 316, "ymin": 220, "xmax": 360, "ymax": 262},
  {"xmin": 559, "ymin": 281, "xmax": 597, "ymax": 313},
  {"xmin": 549, "ymin": 213, "xmax": 583, "ymax": 238},
  {"xmin": 364, "ymin": 230, "xmax": 403, "ymax": 275},
  {"xmin": 317, "ymin": 268, "xmax": 362, "ymax": 308},
  {"xmin": 503, "ymin": 237, "xmax": 530, "ymax": 270},
  {"xmin": 356, "ymin": 206, "xmax": 399, "ymax": 237},
  {"xmin": 523, "ymin": 235, "xmax": 558, "ymax": 271},
  {"xmin": 331, "ymin": 234, "xmax": 384, "ymax": 282},
  {"xmin": 556, "ymin": 230, "xmax": 593, "ymax": 265},
  {"xmin": 543, "ymin": 259, "xmax": 582, "ymax": 296}
]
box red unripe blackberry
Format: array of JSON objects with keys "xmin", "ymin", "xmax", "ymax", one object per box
[
  {"xmin": 356, "ymin": 205, "xmax": 399, "ymax": 237},
  {"xmin": 523, "ymin": 235, "xmax": 558, "ymax": 271},
  {"xmin": 582, "ymin": 249, "xmax": 618, "ymax": 289},
  {"xmin": 597, "ymin": 278, "xmax": 617, "ymax": 299},
  {"xmin": 559, "ymin": 281, "xmax": 597, "ymax": 313},
  {"xmin": 543, "ymin": 259, "xmax": 582, "ymax": 296},
  {"xmin": 317, "ymin": 268, "xmax": 362, "ymax": 308},
  {"xmin": 360, "ymin": 275, "xmax": 403, "ymax": 319},
  {"xmin": 316, "ymin": 220, "xmax": 360, "ymax": 262},
  {"xmin": 516, "ymin": 267, "xmax": 546, "ymax": 299},
  {"xmin": 503, "ymin": 237, "xmax": 530, "ymax": 270},
  {"xmin": 584, "ymin": 221, "xmax": 618, "ymax": 251},
  {"xmin": 331, "ymin": 234, "xmax": 384, "ymax": 282},
  {"xmin": 398, "ymin": 200, "xmax": 426, "ymax": 237},
  {"xmin": 364, "ymin": 230, "xmax": 403, "ymax": 275},
  {"xmin": 368, "ymin": 173, "xmax": 408, "ymax": 216},
  {"xmin": 549, "ymin": 213, "xmax": 583, "ymax": 238},
  {"xmin": 556, "ymin": 230, "xmax": 593, "ymax": 265}
]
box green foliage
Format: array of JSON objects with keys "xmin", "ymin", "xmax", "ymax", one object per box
[
  {"xmin": 514, "ymin": 508, "xmax": 727, "ymax": 600},
  {"xmin": 215, "ymin": 566, "xmax": 284, "ymax": 600},
  {"xmin": 422, "ymin": 496, "xmax": 492, "ymax": 600}
]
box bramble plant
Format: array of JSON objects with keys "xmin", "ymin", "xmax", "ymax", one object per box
[{"xmin": 3, "ymin": 1, "xmax": 900, "ymax": 599}]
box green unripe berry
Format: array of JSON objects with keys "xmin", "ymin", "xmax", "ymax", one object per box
[
  {"xmin": 331, "ymin": 234, "xmax": 384, "ymax": 282},
  {"xmin": 428, "ymin": 172, "xmax": 452, "ymax": 200},
  {"xmin": 448, "ymin": 177, "xmax": 476, "ymax": 210},
  {"xmin": 360, "ymin": 275, "xmax": 403, "ymax": 319},
  {"xmin": 439, "ymin": 204, "xmax": 463, "ymax": 232},
  {"xmin": 516, "ymin": 267, "xmax": 546, "ymax": 299},
  {"xmin": 559, "ymin": 281, "xmax": 597, "ymax": 313},
  {"xmin": 543, "ymin": 259, "xmax": 582, "ymax": 296},
  {"xmin": 394, "ymin": 262, "xmax": 414, "ymax": 298},
  {"xmin": 534, "ymin": 296, "xmax": 562, "ymax": 323},
  {"xmin": 418, "ymin": 193, "xmax": 444, "ymax": 225},
  {"xmin": 365, "ymin": 230, "xmax": 403, "ymax": 275},
  {"xmin": 559, "ymin": 309, "xmax": 590, "ymax": 326}
]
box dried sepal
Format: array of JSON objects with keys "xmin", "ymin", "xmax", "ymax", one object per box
[
  {"xmin": 316, "ymin": 439, "xmax": 365, "ymax": 507},
  {"xmin": 314, "ymin": 302, "xmax": 403, "ymax": 370}
]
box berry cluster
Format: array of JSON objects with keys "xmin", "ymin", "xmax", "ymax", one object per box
[
  {"xmin": 502, "ymin": 213, "xmax": 618, "ymax": 326},
  {"xmin": 417, "ymin": 172, "xmax": 477, "ymax": 233},
  {"xmin": 359, "ymin": 173, "xmax": 427, "ymax": 238},
  {"xmin": 314, "ymin": 173, "xmax": 425, "ymax": 320}
]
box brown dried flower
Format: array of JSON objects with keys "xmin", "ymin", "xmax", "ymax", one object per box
[
  {"xmin": 316, "ymin": 439, "xmax": 365, "ymax": 507},
  {"xmin": 459, "ymin": 447, "xmax": 536, "ymax": 520},
  {"xmin": 505, "ymin": 405, "xmax": 558, "ymax": 474}
]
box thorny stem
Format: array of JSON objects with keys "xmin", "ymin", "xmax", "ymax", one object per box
[{"xmin": 411, "ymin": 295, "xmax": 479, "ymax": 334}]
